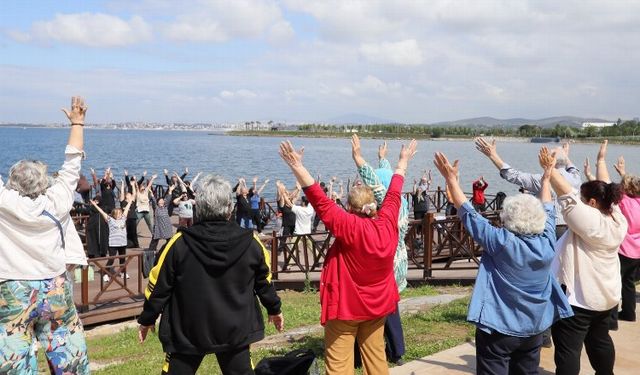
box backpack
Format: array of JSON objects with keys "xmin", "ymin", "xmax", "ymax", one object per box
[{"xmin": 254, "ymin": 349, "xmax": 316, "ymax": 375}]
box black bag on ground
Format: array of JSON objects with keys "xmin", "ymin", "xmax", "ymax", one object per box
[
  {"xmin": 142, "ymin": 249, "xmax": 156, "ymax": 278},
  {"xmin": 254, "ymin": 349, "xmax": 316, "ymax": 375}
]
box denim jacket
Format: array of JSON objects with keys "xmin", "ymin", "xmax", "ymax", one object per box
[{"xmin": 459, "ymin": 201, "xmax": 573, "ymax": 337}]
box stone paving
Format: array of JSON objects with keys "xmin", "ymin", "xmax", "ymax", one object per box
[{"xmin": 391, "ymin": 302, "xmax": 640, "ymax": 375}]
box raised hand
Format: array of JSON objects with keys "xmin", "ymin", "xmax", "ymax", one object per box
[
  {"xmin": 90, "ymin": 168, "xmax": 95, "ymax": 175},
  {"xmin": 538, "ymin": 147, "xmax": 557, "ymax": 177},
  {"xmin": 124, "ymin": 169, "xmax": 128, "ymax": 176},
  {"xmin": 252, "ymin": 176, "xmax": 259, "ymax": 184},
  {"xmin": 61, "ymin": 96, "xmax": 88, "ymax": 125},
  {"xmin": 163, "ymin": 169, "xmax": 168, "ymax": 175},
  {"xmin": 433, "ymin": 152, "xmax": 459, "ymax": 182},
  {"xmin": 584, "ymin": 157, "xmax": 593, "ymax": 180},
  {"xmin": 351, "ymin": 134, "xmax": 365, "ymax": 167},
  {"xmin": 279, "ymin": 140, "xmax": 305, "ymax": 169},
  {"xmin": 378, "ymin": 141, "xmax": 388, "ymax": 160},
  {"xmin": 398, "ymin": 139, "xmax": 418, "ymax": 164},
  {"xmin": 597, "ymin": 139, "xmax": 608, "ymax": 161},
  {"xmin": 474, "ymin": 137, "xmax": 497, "ymax": 158},
  {"xmin": 143, "ymin": 170, "xmax": 147, "ymax": 176},
  {"xmin": 614, "ymin": 156, "xmax": 626, "ymax": 177},
  {"xmin": 151, "ymin": 174, "xmax": 158, "ymax": 180}
]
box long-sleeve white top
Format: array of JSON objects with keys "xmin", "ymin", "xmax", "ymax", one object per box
[
  {"xmin": 553, "ymin": 191, "xmax": 628, "ymax": 311},
  {"xmin": 0, "ymin": 145, "xmax": 88, "ymax": 281}
]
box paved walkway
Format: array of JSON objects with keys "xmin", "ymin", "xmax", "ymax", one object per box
[{"xmin": 391, "ymin": 302, "xmax": 640, "ymax": 375}]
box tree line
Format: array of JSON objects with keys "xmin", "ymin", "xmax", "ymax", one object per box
[{"xmin": 295, "ymin": 120, "xmax": 640, "ymax": 139}]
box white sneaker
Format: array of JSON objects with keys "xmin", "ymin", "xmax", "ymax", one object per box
[
  {"xmin": 120, "ymin": 272, "xmax": 130, "ymax": 279},
  {"xmin": 102, "ymin": 274, "xmax": 110, "ymax": 282}
]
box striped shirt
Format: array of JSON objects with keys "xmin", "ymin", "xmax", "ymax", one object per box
[{"xmin": 107, "ymin": 217, "xmax": 127, "ymax": 247}]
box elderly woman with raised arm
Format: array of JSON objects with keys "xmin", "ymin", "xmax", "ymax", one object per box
[
  {"xmin": 432, "ymin": 148, "xmax": 573, "ymax": 375},
  {"xmin": 0, "ymin": 97, "xmax": 90, "ymax": 374},
  {"xmin": 351, "ymin": 136, "xmax": 410, "ymax": 364},
  {"xmin": 279, "ymin": 139, "xmax": 417, "ymax": 375},
  {"xmin": 546, "ymin": 140, "xmax": 628, "ymax": 375}
]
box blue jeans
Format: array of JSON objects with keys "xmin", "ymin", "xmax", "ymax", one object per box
[{"xmin": 240, "ymin": 216, "xmax": 253, "ymax": 229}]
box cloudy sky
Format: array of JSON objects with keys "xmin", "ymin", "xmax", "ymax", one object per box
[{"xmin": 1, "ymin": 0, "xmax": 639, "ymax": 123}]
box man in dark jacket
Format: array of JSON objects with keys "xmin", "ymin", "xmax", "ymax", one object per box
[{"xmin": 138, "ymin": 174, "xmax": 284, "ymax": 375}]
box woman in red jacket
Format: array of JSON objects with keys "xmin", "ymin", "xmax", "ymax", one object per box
[{"xmin": 279, "ymin": 139, "xmax": 417, "ymax": 375}]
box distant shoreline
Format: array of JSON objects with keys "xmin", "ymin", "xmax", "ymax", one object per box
[
  {"xmin": 226, "ymin": 130, "xmax": 640, "ymax": 145},
  {"xmin": 2, "ymin": 126, "xmax": 638, "ymax": 145}
]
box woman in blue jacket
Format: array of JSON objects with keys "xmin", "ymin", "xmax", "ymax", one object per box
[{"xmin": 433, "ymin": 149, "xmax": 573, "ymax": 374}]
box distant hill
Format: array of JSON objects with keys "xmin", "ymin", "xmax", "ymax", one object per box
[{"xmin": 429, "ymin": 116, "xmax": 612, "ymax": 128}]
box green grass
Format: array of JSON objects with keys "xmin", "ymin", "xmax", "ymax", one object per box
[{"xmin": 399, "ymin": 284, "xmax": 439, "ymax": 299}]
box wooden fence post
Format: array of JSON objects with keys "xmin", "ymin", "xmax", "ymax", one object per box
[
  {"xmin": 423, "ymin": 212, "xmax": 434, "ymax": 279},
  {"xmin": 436, "ymin": 186, "xmax": 442, "ymax": 213},
  {"xmin": 81, "ymin": 266, "xmax": 89, "ymax": 313},
  {"xmin": 271, "ymin": 231, "xmax": 279, "ymax": 280}
]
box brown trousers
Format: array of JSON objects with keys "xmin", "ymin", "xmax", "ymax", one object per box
[{"xmin": 324, "ymin": 318, "xmax": 388, "ymax": 375}]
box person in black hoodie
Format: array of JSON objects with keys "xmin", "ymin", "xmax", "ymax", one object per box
[{"xmin": 137, "ymin": 174, "xmax": 284, "ymax": 375}]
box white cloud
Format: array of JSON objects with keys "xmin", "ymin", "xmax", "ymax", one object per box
[
  {"xmin": 10, "ymin": 13, "xmax": 152, "ymax": 47},
  {"xmin": 163, "ymin": 0, "xmax": 292, "ymax": 43},
  {"xmin": 219, "ymin": 89, "xmax": 258, "ymax": 99},
  {"xmin": 359, "ymin": 39, "xmax": 424, "ymax": 67}
]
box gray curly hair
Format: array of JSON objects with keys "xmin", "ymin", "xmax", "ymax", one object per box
[
  {"xmin": 7, "ymin": 160, "xmax": 49, "ymax": 199},
  {"xmin": 500, "ymin": 194, "xmax": 546, "ymax": 235}
]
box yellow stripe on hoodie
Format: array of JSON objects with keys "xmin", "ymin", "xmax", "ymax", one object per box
[{"xmin": 145, "ymin": 232, "xmax": 183, "ymax": 299}]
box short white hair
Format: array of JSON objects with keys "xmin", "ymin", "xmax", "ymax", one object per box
[
  {"xmin": 195, "ymin": 174, "xmax": 233, "ymax": 221},
  {"xmin": 500, "ymin": 194, "xmax": 546, "ymax": 235},
  {"xmin": 7, "ymin": 160, "xmax": 49, "ymax": 199}
]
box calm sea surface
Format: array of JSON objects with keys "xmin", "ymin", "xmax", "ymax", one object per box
[{"xmin": 1, "ymin": 127, "xmax": 638, "ymax": 198}]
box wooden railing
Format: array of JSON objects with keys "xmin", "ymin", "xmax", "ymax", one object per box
[
  {"xmin": 403, "ymin": 188, "xmax": 503, "ymax": 213},
  {"xmin": 263, "ymin": 231, "xmax": 334, "ymax": 279},
  {"xmin": 74, "ymin": 253, "xmax": 145, "ymax": 322},
  {"xmin": 421, "ymin": 211, "xmax": 501, "ymax": 278}
]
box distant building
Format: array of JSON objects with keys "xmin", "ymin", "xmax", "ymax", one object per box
[{"xmin": 581, "ymin": 122, "xmax": 615, "ymax": 128}]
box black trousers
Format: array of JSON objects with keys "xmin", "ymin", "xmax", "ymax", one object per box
[
  {"xmin": 87, "ymin": 219, "xmax": 108, "ymax": 258},
  {"xmin": 126, "ymin": 217, "xmax": 139, "ymax": 248},
  {"xmin": 384, "ymin": 304, "xmax": 406, "ymax": 361},
  {"xmin": 475, "ymin": 328, "xmax": 542, "ymax": 375},
  {"xmin": 161, "ymin": 346, "xmax": 253, "ymax": 375},
  {"xmin": 106, "ymin": 246, "xmax": 127, "ymax": 274},
  {"xmin": 616, "ymin": 253, "xmax": 640, "ymax": 321},
  {"xmin": 552, "ymin": 305, "xmax": 616, "ymax": 375}
]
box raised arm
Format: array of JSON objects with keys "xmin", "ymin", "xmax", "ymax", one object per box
[
  {"xmin": 257, "ymin": 179, "xmax": 269, "ymax": 195},
  {"xmin": 596, "ymin": 140, "xmax": 612, "ymax": 183},
  {"xmin": 122, "ymin": 198, "xmax": 133, "ymax": 218},
  {"xmin": 584, "ymin": 157, "xmax": 595, "ymax": 181},
  {"xmin": 191, "ymin": 172, "xmax": 203, "ymax": 186},
  {"xmin": 46, "ymin": 96, "xmax": 87, "ymax": 216},
  {"xmin": 351, "ymin": 135, "xmax": 366, "ymax": 168},
  {"xmin": 476, "ymin": 137, "xmax": 542, "ymax": 193},
  {"xmin": 475, "ymin": 137, "xmax": 506, "ymax": 170},
  {"xmin": 119, "ymin": 179, "xmax": 126, "ymax": 201},
  {"xmin": 435, "ymin": 152, "xmax": 509, "ymax": 254},
  {"xmin": 614, "ymin": 156, "xmax": 626, "ymax": 179},
  {"xmin": 90, "ymin": 200, "xmax": 109, "ymax": 222},
  {"xmin": 434, "ymin": 153, "xmax": 465, "ymax": 208},
  {"xmin": 538, "ymin": 147, "xmax": 556, "ymax": 204},
  {"xmin": 62, "ymin": 96, "xmax": 85, "ymax": 151}
]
